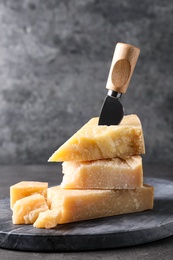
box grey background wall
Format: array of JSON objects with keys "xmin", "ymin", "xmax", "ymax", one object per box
[{"xmin": 0, "ymin": 0, "xmax": 172, "ymax": 165}]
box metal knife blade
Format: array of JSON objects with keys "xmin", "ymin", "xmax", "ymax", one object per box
[
  {"xmin": 98, "ymin": 43, "xmax": 140, "ymax": 125},
  {"xmin": 98, "ymin": 90, "xmax": 124, "ymax": 126}
]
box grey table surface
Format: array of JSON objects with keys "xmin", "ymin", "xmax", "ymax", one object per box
[{"xmin": 0, "ymin": 163, "xmax": 173, "ymax": 260}]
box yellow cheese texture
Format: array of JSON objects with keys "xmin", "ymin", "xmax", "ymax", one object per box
[
  {"xmin": 48, "ymin": 114, "xmax": 145, "ymax": 162},
  {"xmin": 10, "ymin": 181, "xmax": 48, "ymax": 209},
  {"xmin": 12, "ymin": 194, "xmax": 48, "ymax": 224},
  {"xmin": 11, "ymin": 183, "xmax": 154, "ymax": 228},
  {"xmin": 10, "ymin": 114, "xmax": 154, "ymax": 229},
  {"xmin": 34, "ymin": 209, "xmax": 61, "ymax": 229},
  {"xmin": 33, "ymin": 185, "xmax": 154, "ymax": 228},
  {"xmin": 61, "ymin": 155, "xmax": 143, "ymax": 189}
]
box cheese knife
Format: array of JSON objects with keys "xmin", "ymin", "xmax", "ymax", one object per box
[{"xmin": 98, "ymin": 43, "xmax": 140, "ymax": 125}]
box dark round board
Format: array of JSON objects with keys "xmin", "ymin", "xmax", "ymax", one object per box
[{"xmin": 0, "ymin": 178, "xmax": 173, "ymax": 252}]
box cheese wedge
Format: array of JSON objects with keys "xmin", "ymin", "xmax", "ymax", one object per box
[
  {"xmin": 36, "ymin": 184, "xmax": 154, "ymax": 227},
  {"xmin": 48, "ymin": 114, "xmax": 145, "ymax": 162},
  {"xmin": 61, "ymin": 155, "xmax": 143, "ymax": 189},
  {"xmin": 10, "ymin": 181, "xmax": 48, "ymax": 209},
  {"xmin": 12, "ymin": 194, "xmax": 49, "ymax": 224}
]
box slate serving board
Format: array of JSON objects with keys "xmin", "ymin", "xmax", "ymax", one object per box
[{"xmin": 0, "ymin": 178, "xmax": 173, "ymax": 252}]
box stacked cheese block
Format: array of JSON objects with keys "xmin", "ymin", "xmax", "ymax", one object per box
[
  {"xmin": 10, "ymin": 114, "xmax": 154, "ymax": 229},
  {"xmin": 36, "ymin": 114, "xmax": 154, "ymax": 228}
]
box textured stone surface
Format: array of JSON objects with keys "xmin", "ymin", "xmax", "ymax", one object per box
[{"xmin": 0, "ymin": 0, "xmax": 172, "ymax": 164}]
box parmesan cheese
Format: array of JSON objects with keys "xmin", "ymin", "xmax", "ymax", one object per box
[
  {"xmin": 10, "ymin": 181, "xmax": 48, "ymax": 209},
  {"xmin": 48, "ymin": 114, "xmax": 145, "ymax": 162},
  {"xmin": 42, "ymin": 184, "xmax": 154, "ymax": 226},
  {"xmin": 34, "ymin": 209, "xmax": 61, "ymax": 229},
  {"xmin": 61, "ymin": 156, "xmax": 143, "ymax": 189},
  {"xmin": 12, "ymin": 194, "xmax": 49, "ymax": 224}
]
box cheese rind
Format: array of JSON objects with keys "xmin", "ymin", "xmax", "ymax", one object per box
[
  {"xmin": 12, "ymin": 194, "xmax": 49, "ymax": 224},
  {"xmin": 61, "ymin": 155, "xmax": 143, "ymax": 189},
  {"xmin": 10, "ymin": 181, "xmax": 48, "ymax": 209},
  {"xmin": 48, "ymin": 115, "xmax": 145, "ymax": 162},
  {"xmin": 47, "ymin": 185, "xmax": 154, "ymax": 225}
]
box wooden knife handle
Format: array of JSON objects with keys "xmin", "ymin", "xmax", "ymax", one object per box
[{"xmin": 106, "ymin": 43, "xmax": 140, "ymax": 94}]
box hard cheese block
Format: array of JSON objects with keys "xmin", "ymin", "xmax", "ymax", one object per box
[
  {"xmin": 34, "ymin": 184, "xmax": 154, "ymax": 228},
  {"xmin": 10, "ymin": 181, "xmax": 48, "ymax": 209},
  {"xmin": 48, "ymin": 114, "xmax": 145, "ymax": 162},
  {"xmin": 61, "ymin": 155, "xmax": 143, "ymax": 189},
  {"xmin": 12, "ymin": 194, "xmax": 49, "ymax": 224}
]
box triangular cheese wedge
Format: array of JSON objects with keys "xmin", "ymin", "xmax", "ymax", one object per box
[{"xmin": 48, "ymin": 114, "xmax": 145, "ymax": 162}]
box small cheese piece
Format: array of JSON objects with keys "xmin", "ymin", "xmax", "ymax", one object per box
[
  {"xmin": 46, "ymin": 185, "xmax": 154, "ymax": 225},
  {"xmin": 61, "ymin": 156, "xmax": 143, "ymax": 189},
  {"xmin": 34, "ymin": 209, "xmax": 61, "ymax": 229},
  {"xmin": 48, "ymin": 114, "xmax": 145, "ymax": 162},
  {"xmin": 12, "ymin": 194, "xmax": 49, "ymax": 224},
  {"xmin": 10, "ymin": 181, "xmax": 48, "ymax": 209}
]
